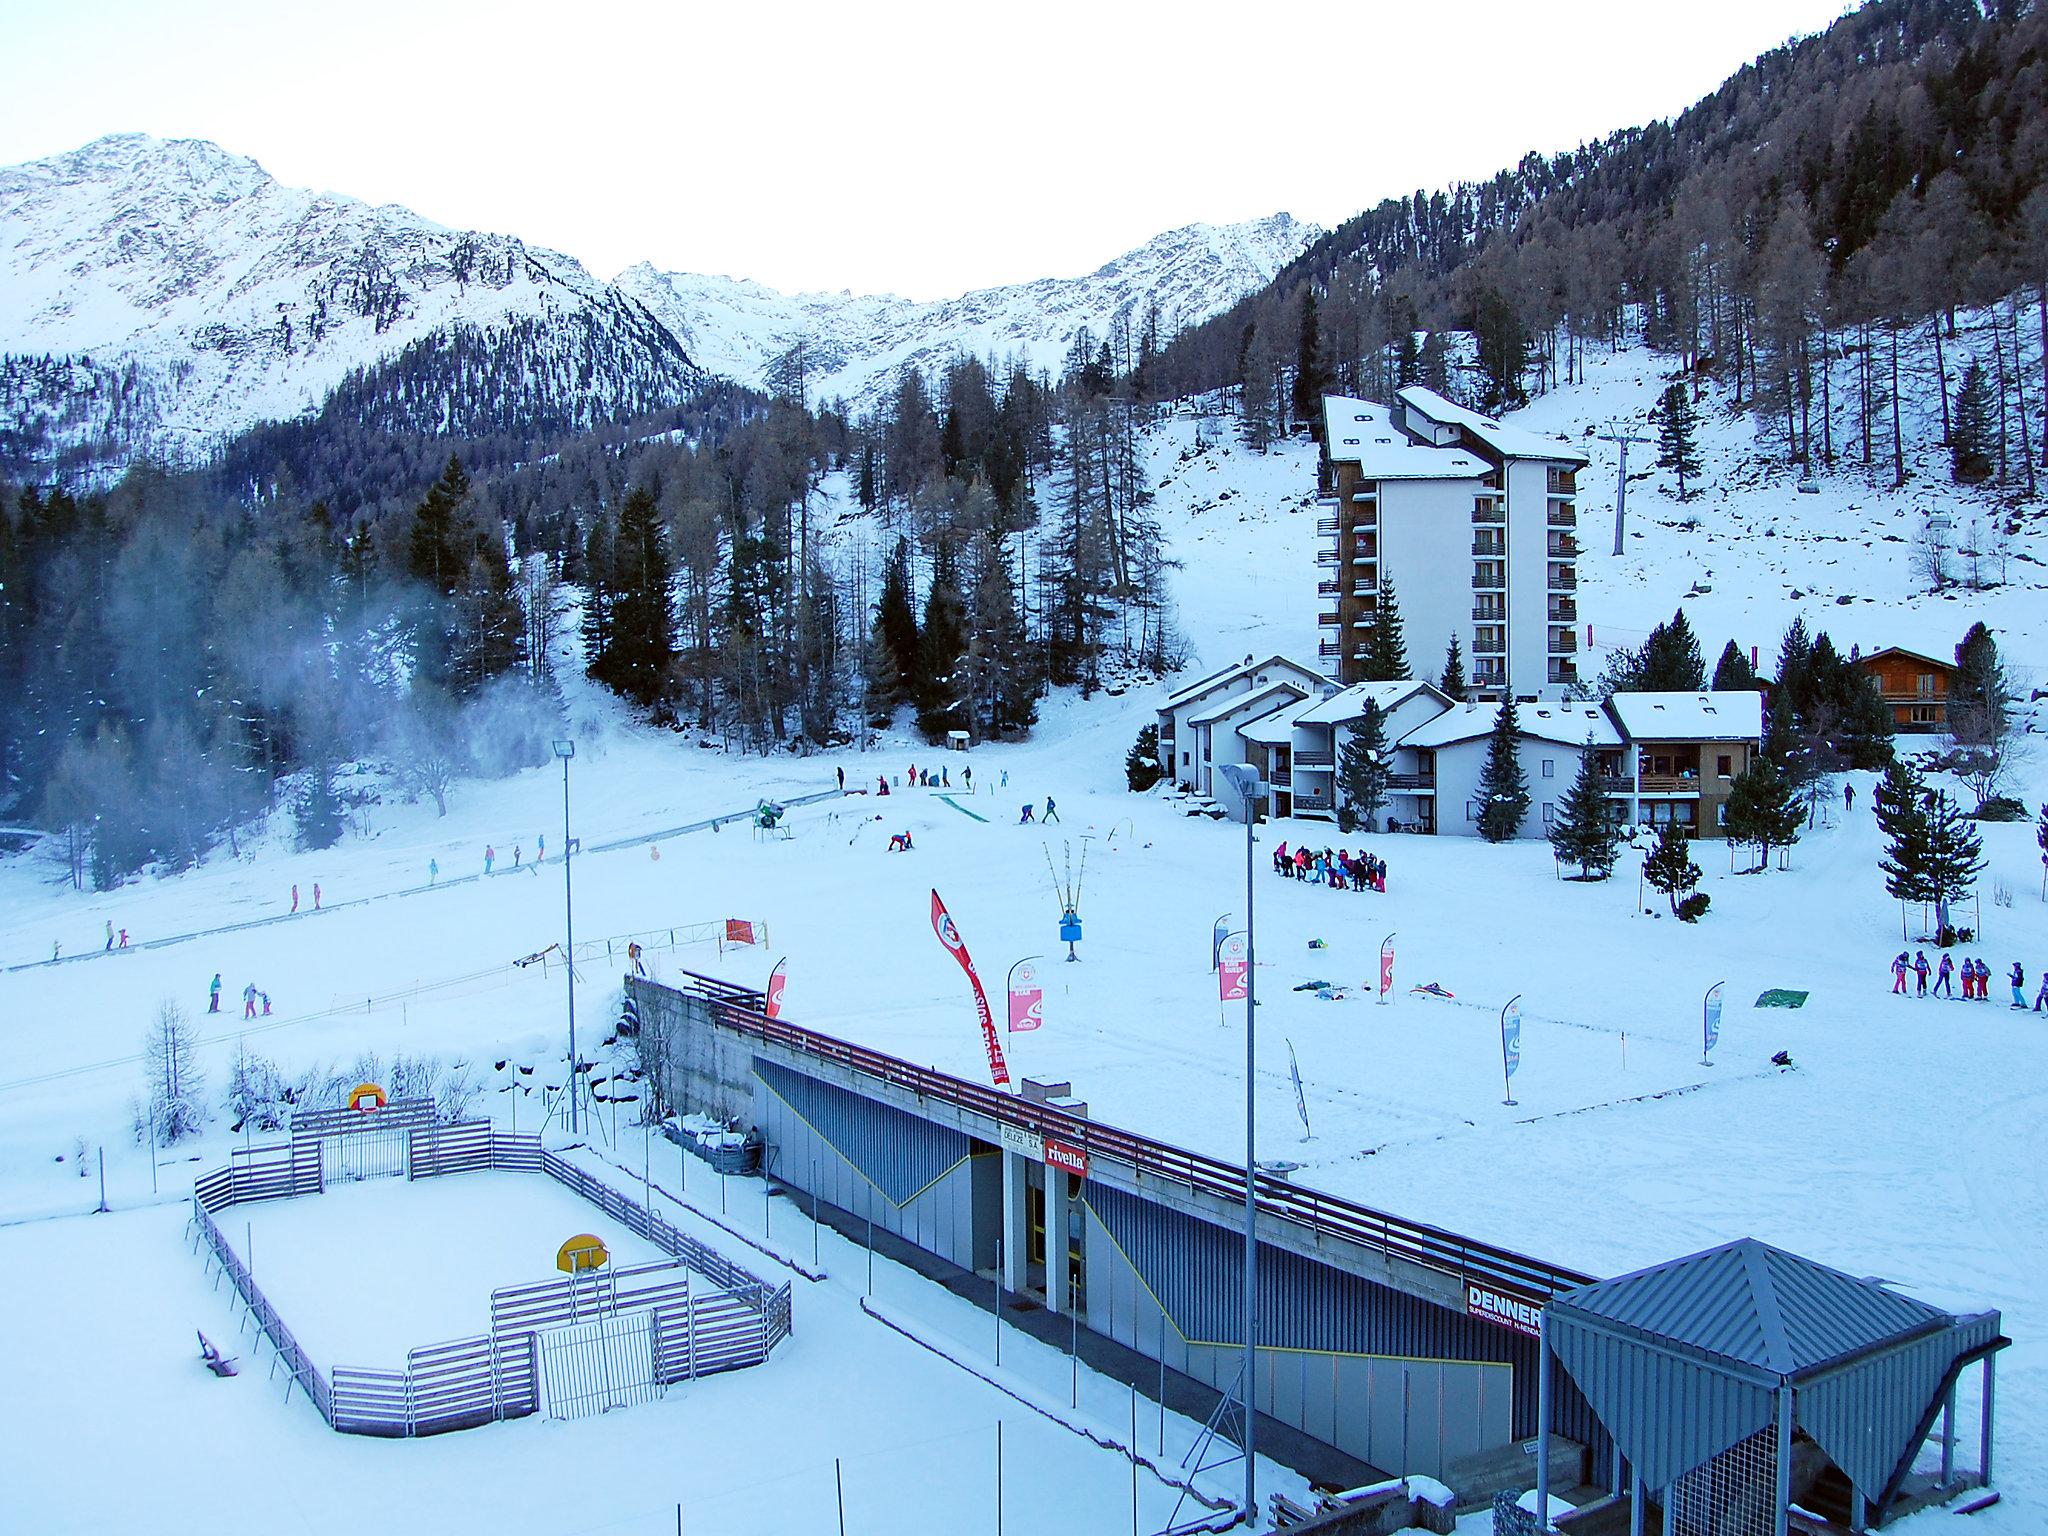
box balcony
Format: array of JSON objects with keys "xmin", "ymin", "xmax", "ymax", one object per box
[
  {"xmin": 1548, "ymin": 599, "xmax": 1578, "ymax": 623},
  {"xmin": 1548, "ymin": 534, "xmax": 1581, "ymax": 559},
  {"xmin": 1472, "ymin": 505, "xmax": 1505, "ymax": 526},
  {"xmin": 1318, "ymin": 579, "xmax": 1341, "ymax": 598},
  {"xmin": 1316, "ymin": 517, "xmax": 1340, "ymax": 536},
  {"xmin": 1548, "ymin": 503, "xmax": 1576, "ymax": 528},
  {"xmin": 1319, "ymin": 611, "xmax": 1343, "ymax": 628},
  {"xmin": 1386, "ymin": 772, "xmax": 1437, "ymax": 790},
  {"xmin": 1549, "ymin": 661, "xmax": 1579, "ymax": 686},
  {"xmin": 1270, "ymin": 769, "xmax": 1292, "ymax": 789},
  {"xmin": 1473, "ymin": 573, "xmax": 1506, "ymax": 592},
  {"xmin": 1294, "ymin": 791, "xmax": 1334, "ymax": 813},
  {"xmin": 1549, "ymin": 631, "xmax": 1579, "ymax": 654},
  {"xmin": 1294, "ymin": 750, "xmax": 1334, "ymax": 769},
  {"xmin": 1473, "ymin": 637, "xmax": 1506, "ymax": 657},
  {"xmin": 1548, "ymin": 469, "xmax": 1577, "ymax": 495},
  {"xmin": 1317, "ymin": 549, "xmax": 1342, "ymax": 566},
  {"xmin": 1473, "ymin": 602, "xmax": 1505, "ymax": 622},
  {"xmin": 1472, "ymin": 536, "xmax": 1505, "ymax": 557},
  {"xmin": 1352, "ymin": 584, "xmax": 1379, "ymax": 602},
  {"xmin": 1549, "ymin": 568, "xmax": 1577, "ymax": 591},
  {"xmin": 1351, "ymin": 487, "xmax": 1377, "ymax": 503},
  {"xmin": 1319, "ymin": 639, "xmax": 1340, "ymax": 658}
]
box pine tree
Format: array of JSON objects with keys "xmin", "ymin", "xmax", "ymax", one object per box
[
  {"xmin": 1951, "ymin": 359, "xmax": 1994, "ymax": 483},
  {"xmin": 1876, "ymin": 760, "xmax": 1934, "ymax": 910},
  {"xmin": 1292, "ymin": 289, "xmax": 1333, "ymax": 432},
  {"xmin": 1547, "ymin": 735, "xmax": 1620, "ymax": 878},
  {"xmin": 593, "ymin": 486, "xmax": 675, "ymax": 708},
  {"xmin": 1365, "ymin": 579, "xmax": 1409, "ymax": 682},
  {"xmin": 857, "ymin": 444, "xmax": 878, "ymax": 512},
  {"xmin": 1654, "ymin": 382, "xmax": 1704, "ymax": 499},
  {"xmin": 1951, "ymin": 621, "xmax": 2008, "ymax": 747},
  {"xmin": 407, "ymin": 455, "xmax": 472, "ymax": 597},
  {"xmin": 1643, "ymin": 822, "xmax": 1701, "ymax": 915},
  {"xmin": 1638, "ymin": 608, "xmax": 1706, "ymax": 690},
  {"xmin": 1477, "ymin": 697, "xmax": 1530, "ymax": 842},
  {"xmin": 1924, "ymin": 789, "xmax": 1986, "ymax": 936},
  {"xmin": 1336, "ymin": 700, "xmax": 1390, "ymax": 834},
  {"xmin": 870, "ymin": 537, "xmax": 921, "ymax": 712},
  {"xmin": 1440, "ymin": 634, "xmax": 1468, "ymax": 701},
  {"xmin": 1711, "ymin": 640, "xmax": 1759, "ymax": 691},
  {"xmin": 915, "ymin": 546, "xmax": 968, "ymax": 743},
  {"xmin": 1126, "ymin": 724, "xmax": 1163, "ymax": 792},
  {"xmin": 1721, "ymin": 755, "xmax": 1802, "ymax": 872}
]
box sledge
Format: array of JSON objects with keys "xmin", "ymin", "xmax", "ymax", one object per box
[
  {"xmin": 197, "ymin": 1330, "xmax": 238, "ymax": 1377},
  {"xmin": 1409, "ymin": 982, "xmax": 1456, "ymax": 1000}
]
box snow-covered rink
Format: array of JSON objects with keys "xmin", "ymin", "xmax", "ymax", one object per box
[{"xmin": 220, "ymin": 1171, "xmax": 673, "ymax": 1366}]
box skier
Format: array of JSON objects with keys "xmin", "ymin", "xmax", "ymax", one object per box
[
  {"xmin": 888, "ymin": 831, "xmax": 914, "ymax": 852},
  {"xmin": 836, "ymin": 766, "xmax": 845, "ymax": 793},
  {"xmin": 1934, "ymin": 952, "xmax": 1955, "ymax": 999},
  {"xmin": 209, "ymin": 973, "xmax": 222, "ymax": 1013},
  {"xmin": 312, "ymin": 883, "xmax": 321, "ymax": 910},
  {"xmin": 1043, "ymin": 796, "xmax": 1060, "ymax": 824},
  {"xmin": 242, "ymin": 982, "xmax": 258, "ymax": 1020},
  {"xmin": 963, "ymin": 766, "xmax": 972, "ymax": 790},
  {"xmin": 1272, "ymin": 841, "xmax": 1290, "ymax": 876},
  {"xmin": 537, "ymin": 834, "xmax": 545, "ymax": 863},
  {"xmin": 117, "ymin": 928, "xmax": 128, "ymax": 949},
  {"xmin": 485, "ymin": 844, "xmax": 495, "ymax": 874},
  {"xmin": 513, "ymin": 845, "xmax": 522, "ymax": 869},
  {"xmin": 1890, "ymin": 952, "xmax": 1909, "ymax": 995},
  {"xmin": 290, "ymin": 884, "xmax": 300, "ymax": 914},
  {"xmin": 104, "ymin": 920, "xmax": 114, "ymax": 952},
  {"xmin": 1844, "ymin": 782, "xmax": 1855, "ymax": 813},
  {"xmin": 1978, "ymin": 958, "xmax": 1994, "ymax": 1002},
  {"xmin": 1913, "ymin": 950, "xmax": 1930, "ymax": 997},
  {"xmin": 1019, "ymin": 803, "xmax": 1035, "ymax": 825},
  {"xmin": 877, "ymin": 775, "xmax": 890, "ymax": 796},
  {"xmin": 2012, "ymin": 961, "xmax": 2029, "ymax": 1010},
  {"xmin": 941, "ymin": 766, "xmax": 950, "ymax": 788},
  {"xmin": 627, "ymin": 941, "xmax": 646, "ymax": 978},
  {"xmin": 2035, "ymin": 971, "xmax": 2048, "ymax": 1012},
  {"xmin": 428, "ymin": 858, "xmax": 439, "ymax": 885},
  {"xmin": 260, "ymin": 991, "xmax": 272, "ymax": 1016},
  {"xmin": 1001, "ymin": 769, "xmax": 1009, "ymax": 789}
]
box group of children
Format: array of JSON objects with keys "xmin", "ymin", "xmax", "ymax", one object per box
[
  {"xmin": 1272, "ymin": 842, "xmax": 1388, "ymax": 893},
  {"xmin": 206, "ymin": 973, "xmax": 272, "ymax": 1017},
  {"xmin": 1892, "ymin": 950, "xmax": 2048, "ymax": 1009},
  {"xmin": 870, "ymin": 765, "xmax": 1011, "ymax": 797}
]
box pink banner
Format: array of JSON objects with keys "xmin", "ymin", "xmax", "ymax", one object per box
[
  {"xmin": 1379, "ymin": 939, "xmax": 1395, "ymax": 998},
  {"xmin": 765, "ymin": 959, "xmax": 788, "ymax": 1020},
  {"xmin": 1219, "ymin": 934, "xmax": 1248, "ymax": 1001},
  {"xmin": 1008, "ymin": 960, "xmax": 1043, "ymax": 1033},
  {"xmin": 931, "ymin": 890, "xmax": 1011, "ymax": 1088}
]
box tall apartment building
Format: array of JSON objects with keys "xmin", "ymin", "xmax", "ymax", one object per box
[{"xmin": 1318, "ymin": 388, "xmax": 1589, "ymax": 697}]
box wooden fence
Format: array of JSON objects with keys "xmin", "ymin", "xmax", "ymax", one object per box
[{"xmin": 187, "ymin": 1125, "xmax": 791, "ymax": 1438}]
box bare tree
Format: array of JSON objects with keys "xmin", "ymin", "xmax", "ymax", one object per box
[
  {"xmin": 137, "ymin": 1000, "xmax": 205, "ymax": 1145},
  {"xmin": 1914, "ymin": 514, "xmax": 1953, "ymax": 593}
]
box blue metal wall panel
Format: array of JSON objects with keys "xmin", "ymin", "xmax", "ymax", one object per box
[{"xmin": 754, "ymin": 1058, "xmax": 972, "ymax": 1208}]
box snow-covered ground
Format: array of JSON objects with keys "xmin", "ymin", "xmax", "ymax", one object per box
[{"xmin": 3, "ymin": 344, "xmax": 2045, "ymax": 1531}]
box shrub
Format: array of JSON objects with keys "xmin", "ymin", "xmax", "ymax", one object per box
[
  {"xmin": 1974, "ymin": 796, "xmax": 2027, "ymax": 822},
  {"xmin": 1676, "ymin": 892, "xmax": 1711, "ymax": 923},
  {"xmin": 1125, "ymin": 725, "xmax": 1164, "ymax": 792}
]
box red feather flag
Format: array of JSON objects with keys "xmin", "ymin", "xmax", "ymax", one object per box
[{"xmin": 930, "ymin": 890, "xmax": 1010, "ymax": 1089}]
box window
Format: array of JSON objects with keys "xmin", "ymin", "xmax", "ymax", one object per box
[
  {"xmin": 1541, "ymin": 802, "xmax": 1556, "ymax": 825},
  {"xmin": 1541, "ymin": 759, "xmax": 1555, "ymax": 778},
  {"xmin": 1717, "ymin": 754, "xmax": 1732, "ymax": 777},
  {"xmin": 1466, "ymin": 800, "xmax": 1481, "ymax": 823},
  {"xmin": 1181, "ymin": 751, "xmax": 1189, "ymax": 765},
  {"xmin": 1918, "ymin": 673, "xmax": 1937, "ymax": 698},
  {"xmin": 1910, "ymin": 705, "xmax": 1939, "ymax": 725}
]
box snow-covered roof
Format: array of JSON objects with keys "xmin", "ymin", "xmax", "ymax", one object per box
[
  {"xmin": 1237, "ymin": 694, "xmax": 1322, "ymax": 746},
  {"xmin": 1607, "ymin": 691, "xmax": 1764, "ymax": 742},
  {"xmin": 1162, "ymin": 653, "xmax": 1319, "ymax": 709},
  {"xmin": 1321, "ymin": 396, "xmax": 1489, "ymax": 480},
  {"xmin": 1399, "ymin": 701, "xmax": 1620, "ymax": 750},
  {"xmin": 1396, "ymin": 386, "xmax": 1590, "ymax": 467},
  {"xmin": 1295, "ymin": 679, "xmax": 1449, "ymax": 727},
  {"xmin": 1186, "ymin": 680, "xmax": 1309, "ymax": 728}
]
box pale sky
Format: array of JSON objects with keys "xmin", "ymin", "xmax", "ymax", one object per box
[{"xmin": 1, "ymin": 0, "xmax": 1855, "ymax": 301}]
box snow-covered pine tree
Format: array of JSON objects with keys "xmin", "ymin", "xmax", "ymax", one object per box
[
  {"xmin": 1643, "ymin": 822, "xmax": 1702, "ymax": 915},
  {"xmin": 1126, "ymin": 724, "xmax": 1163, "ymax": 792},
  {"xmin": 139, "ymin": 999, "xmax": 205, "ymax": 1145},
  {"xmin": 1875, "ymin": 759, "xmax": 1934, "ymax": 928},
  {"xmin": 1654, "ymin": 381, "xmax": 1703, "ymax": 498},
  {"xmin": 1711, "ymin": 639, "xmax": 1759, "ymax": 691},
  {"xmin": 1336, "ymin": 700, "xmax": 1390, "ymax": 833},
  {"xmin": 1477, "ymin": 697, "xmax": 1530, "ymax": 842},
  {"xmin": 1440, "ymin": 634, "xmax": 1468, "ymax": 701},
  {"xmin": 1721, "ymin": 755, "xmax": 1802, "ymax": 872},
  {"xmin": 1547, "ymin": 734, "xmax": 1620, "ymax": 878}
]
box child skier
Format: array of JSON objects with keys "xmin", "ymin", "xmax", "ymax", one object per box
[
  {"xmin": 312, "ymin": 883, "xmax": 321, "ymax": 910},
  {"xmin": 1976, "ymin": 958, "xmax": 1993, "ymax": 1000},
  {"xmin": 1018, "ymin": 803, "xmax": 1035, "ymax": 824},
  {"xmin": 485, "ymin": 844, "xmax": 495, "ymax": 874},
  {"xmin": 104, "ymin": 920, "xmax": 114, "ymax": 952},
  {"xmin": 1934, "ymin": 952, "xmax": 1955, "ymax": 998},
  {"xmin": 2012, "ymin": 962, "xmax": 2029, "ymax": 1010},
  {"xmin": 1913, "ymin": 951, "xmax": 1930, "ymax": 997},
  {"xmin": 209, "ymin": 973, "xmax": 222, "ymax": 1013},
  {"xmin": 429, "ymin": 858, "xmax": 439, "ymax": 885},
  {"xmin": 290, "ymin": 884, "xmax": 300, "ymax": 914},
  {"xmin": 242, "ymin": 982, "xmax": 258, "ymax": 1020},
  {"xmin": 1043, "ymin": 796, "xmax": 1059, "ymax": 823},
  {"xmin": 1890, "ymin": 952, "xmax": 1910, "ymax": 995},
  {"xmin": 260, "ymin": 991, "xmax": 272, "ymax": 1016}
]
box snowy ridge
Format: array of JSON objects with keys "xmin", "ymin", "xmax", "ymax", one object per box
[
  {"xmin": 614, "ymin": 212, "xmax": 1318, "ymax": 409},
  {"xmin": 0, "ymin": 134, "xmax": 1313, "ymax": 474},
  {"xmin": 0, "ymin": 134, "xmax": 702, "ymax": 468}
]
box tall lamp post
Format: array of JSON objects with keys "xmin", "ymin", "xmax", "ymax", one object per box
[
  {"xmin": 553, "ymin": 738, "xmax": 579, "ymax": 1135},
  {"xmin": 1216, "ymin": 763, "xmax": 1268, "ymax": 1525}
]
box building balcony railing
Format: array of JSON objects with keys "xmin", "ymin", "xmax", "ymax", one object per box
[
  {"xmin": 1472, "ymin": 506, "xmax": 1505, "ymax": 525},
  {"xmin": 1317, "ymin": 550, "xmax": 1342, "ymax": 567},
  {"xmin": 1473, "ymin": 574, "xmax": 1506, "ymax": 591},
  {"xmin": 1319, "ymin": 640, "xmax": 1340, "ymax": 658},
  {"xmin": 1548, "ymin": 505, "xmax": 1576, "ymax": 528},
  {"xmin": 1473, "ymin": 639, "xmax": 1506, "ymax": 657},
  {"xmin": 1548, "ymin": 470, "xmax": 1577, "ymax": 495},
  {"xmin": 1549, "ymin": 569, "xmax": 1577, "ymax": 591},
  {"xmin": 1600, "ymin": 774, "xmax": 1700, "ymax": 795},
  {"xmin": 1386, "ymin": 772, "xmax": 1436, "ymax": 790},
  {"xmin": 1270, "ymin": 769, "xmax": 1292, "ymax": 788},
  {"xmin": 1878, "ymin": 691, "xmax": 1946, "ymax": 705},
  {"xmin": 1316, "ymin": 517, "xmax": 1340, "ymax": 535},
  {"xmin": 1294, "ymin": 792, "xmax": 1334, "ymax": 812},
  {"xmin": 1316, "ymin": 491, "xmax": 1340, "ymax": 507},
  {"xmin": 1318, "ymin": 579, "xmax": 1341, "ymax": 598},
  {"xmin": 1548, "ymin": 599, "xmax": 1578, "ymax": 623},
  {"xmin": 1549, "ymin": 662, "xmax": 1579, "ymax": 685},
  {"xmin": 1473, "ymin": 603, "xmax": 1505, "ymax": 622},
  {"xmin": 1548, "ymin": 535, "xmax": 1581, "ymax": 558},
  {"xmin": 1294, "ymin": 750, "xmax": 1334, "ymax": 769},
  {"xmin": 1351, "ymin": 488, "xmax": 1377, "ymax": 503},
  {"xmin": 1352, "ymin": 585, "xmax": 1379, "ymax": 602},
  {"xmin": 1473, "ymin": 538, "xmax": 1505, "ymax": 557},
  {"xmin": 1549, "ymin": 632, "xmax": 1579, "ymax": 654},
  {"xmin": 1318, "ymin": 612, "xmax": 1343, "ymax": 627}
]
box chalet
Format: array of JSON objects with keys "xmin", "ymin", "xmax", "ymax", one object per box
[
  {"xmin": 1856, "ymin": 647, "xmax": 1956, "ymax": 733},
  {"xmin": 1604, "ymin": 691, "xmax": 1766, "ymax": 836}
]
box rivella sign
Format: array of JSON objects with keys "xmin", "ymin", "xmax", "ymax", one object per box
[{"xmin": 1466, "ymin": 1282, "xmax": 1542, "ymax": 1338}]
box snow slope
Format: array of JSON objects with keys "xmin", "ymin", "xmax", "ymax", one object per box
[{"xmin": 614, "ymin": 213, "xmax": 1317, "ymax": 411}]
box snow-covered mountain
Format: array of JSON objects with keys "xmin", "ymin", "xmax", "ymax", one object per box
[
  {"xmin": 613, "ymin": 212, "xmax": 1318, "ymax": 410},
  {"xmin": 0, "ymin": 134, "xmax": 702, "ymax": 473},
  {"xmin": 0, "ymin": 134, "xmax": 1314, "ymax": 480}
]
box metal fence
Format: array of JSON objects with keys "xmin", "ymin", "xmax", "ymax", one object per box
[{"xmin": 187, "ymin": 1125, "xmax": 792, "ymax": 1438}]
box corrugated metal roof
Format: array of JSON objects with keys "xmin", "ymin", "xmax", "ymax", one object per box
[{"xmin": 1551, "ymin": 1238, "xmax": 1948, "ymax": 1377}]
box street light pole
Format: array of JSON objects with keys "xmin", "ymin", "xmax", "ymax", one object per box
[
  {"xmin": 554, "ymin": 739, "xmax": 578, "ymax": 1135},
  {"xmin": 1216, "ymin": 763, "xmax": 1268, "ymax": 1527}
]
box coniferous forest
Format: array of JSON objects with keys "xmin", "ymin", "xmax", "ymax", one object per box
[{"xmin": 4, "ymin": 0, "xmax": 2045, "ymax": 887}]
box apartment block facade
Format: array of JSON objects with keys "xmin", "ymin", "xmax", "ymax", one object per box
[{"xmin": 1318, "ymin": 389, "xmax": 1589, "ymax": 697}]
